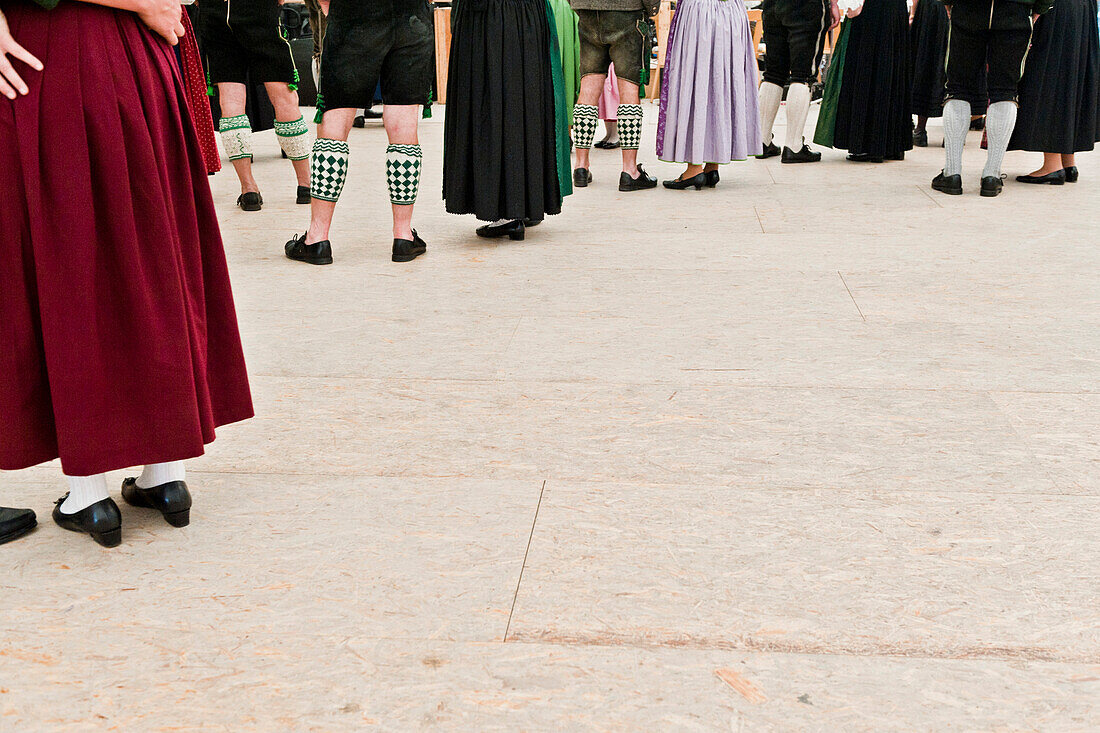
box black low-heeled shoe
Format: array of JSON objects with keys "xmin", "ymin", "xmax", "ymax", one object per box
[
  {"xmin": 392, "ymin": 230, "xmax": 428, "ymax": 262},
  {"xmin": 476, "ymin": 219, "xmax": 525, "ymax": 240},
  {"xmin": 122, "ymin": 478, "xmax": 192, "ymax": 527},
  {"xmin": 52, "ymin": 495, "xmax": 122, "ymax": 548},
  {"xmin": 756, "ymin": 142, "xmax": 781, "ymax": 159},
  {"xmin": 594, "ymin": 139, "xmax": 620, "ymax": 149},
  {"xmin": 285, "ymin": 233, "xmax": 334, "ymax": 265},
  {"xmin": 913, "ymin": 129, "xmax": 928, "ymax": 147},
  {"xmin": 846, "ymin": 153, "xmax": 884, "ymax": 163},
  {"xmin": 1063, "ymin": 166, "xmax": 1079, "ymax": 183},
  {"xmin": 663, "ymin": 172, "xmax": 707, "ymax": 190},
  {"xmin": 1015, "ymin": 170, "xmax": 1066, "ymax": 185},
  {"xmin": 0, "ymin": 507, "xmax": 36, "ymax": 545},
  {"xmin": 296, "ymin": 185, "xmax": 311, "ymax": 204},
  {"xmin": 573, "ymin": 168, "xmax": 592, "ymax": 188},
  {"xmin": 237, "ymin": 192, "xmax": 263, "ymax": 211},
  {"xmin": 618, "ymin": 164, "xmax": 658, "ymax": 192},
  {"xmin": 704, "ymin": 170, "xmax": 720, "ymax": 188}
]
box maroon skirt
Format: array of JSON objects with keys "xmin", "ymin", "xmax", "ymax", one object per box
[{"xmin": 0, "ymin": 1, "xmax": 253, "ymax": 476}]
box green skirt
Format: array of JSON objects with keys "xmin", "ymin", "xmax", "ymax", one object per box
[
  {"xmin": 546, "ymin": 0, "xmax": 574, "ymax": 199},
  {"xmin": 547, "ymin": 0, "xmax": 581, "ymax": 123},
  {"xmin": 813, "ymin": 20, "xmax": 850, "ymax": 149}
]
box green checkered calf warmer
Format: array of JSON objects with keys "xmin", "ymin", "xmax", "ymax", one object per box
[
  {"xmin": 617, "ymin": 104, "xmax": 643, "ymax": 150},
  {"xmin": 572, "ymin": 104, "xmax": 598, "ymax": 150},
  {"xmin": 274, "ymin": 115, "xmax": 312, "ymax": 161},
  {"xmin": 310, "ymin": 138, "xmax": 350, "ymax": 202},
  {"xmin": 386, "ymin": 144, "xmax": 422, "ymax": 206},
  {"xmin": 219, "ymin": 114, "xmax": 252, "ymax": 161}
]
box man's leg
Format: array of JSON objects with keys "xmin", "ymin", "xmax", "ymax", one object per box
[
  {"xmin": 217, "ymin": 82, "xmax": 259, "ymax": 195},
  {"xmin": 981, "ymin": 11, "xmax": 1033, "ymax": 182},
  {"xmin": 616, "ymin": 77, "xmax": 643, "ymax": 176},
  {"xmin": 758, "ymin": 12, "xmax": 791, "ymax": 149},
  {"xmin": 942, "ymin": 10, "xmax": 986, "ymax": 180},
  {"xmin": 266, "ymin": 82, "xmax": 312, "ymax": 190},
  {"xmin": 305, "ymin": 109, "xmax": 356, "ymax": 246},
  {"xmin": 383, "ymin": 105, "xmax": 422, "ymax": 241},
  {"xmin": 574, "ymin": 73, "xmax": 606, "ymax": 173},
  {"xmin": 782, "ymin": 1, "xmax": 829, "ymax": 159}
]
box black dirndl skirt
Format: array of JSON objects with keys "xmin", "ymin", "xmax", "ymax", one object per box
[
  {"xmin": 909, "ymin": 0, "xmax": 949, "ymax": 118},
  {"xmin": 443, "ymin": 0, "xmax": 563, "ymax": 221},
  {"xmin": 1009, "ymin": 0, "xmax": 1100, "ymax": 153}
]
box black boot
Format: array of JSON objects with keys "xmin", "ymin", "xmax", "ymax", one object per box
[
  {"xmin": 931, "ymin": 171, "xmax": 963, "ymax": 196},
  {"xmin": 122, "ymin": 478, "xmax": 192, "ymax": 527},
  {"xmin": 52, "ymin": 495, "xmax": 122, "ymax": 548},
  {"xmin": 781, "ymin": 145, "xmax": 821, "ymax": 164},
  {"xmin": 392, "ymin": 230, "xmax": 428, "ymax": 262},
  {"xmin": 476, "ymin": 220, "xmax": 525, "ymax": 241},
  {"xmin": 0, "ymin": 507, "xmax": 36, "ymax": 545},
  {"xmin": 285, "ymin": 233, "xmax": 334, "ymax": 265},
  {"xmin": 618, "ymin": 164, "xmax": 658, "ymax": 192},
  {"xmin": 237, "ymin": 192, "xmax": 263, "ymax": 211}
]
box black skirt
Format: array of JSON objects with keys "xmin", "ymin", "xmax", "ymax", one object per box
[
  {"xmin": 909, "ymin": 0, "xmax": 949, "ymax": 118},
  {"xmin": 832, "ymin": 0, "xmax": 913, "ymax": 157},
  {"xmin": 1009, "ymin": 0, "xmax": 1100, "ymax": 153},
  {"xmin": 443, "ymin": 0, "xmax": 563, "ymax": 221}
]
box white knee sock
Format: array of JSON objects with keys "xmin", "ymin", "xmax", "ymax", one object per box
[
  {"xmin": 137, "ymin": 461, "xmax": 186, "ymax": 489},
  {"xmin": 61, "ymin": 473, "xmax": 110, "ymax": 514},
  {"xmin": 784, "ymin": 83, "xmax": 811, "ymax": 152},
  {"xmin": 759, "ymin": 82, "xmax": 783, "ymax": 145},
  {"xmin": 982, "ymin": 101, "xmax": 1017, "ymax": 179},
  {"xmin": 943, "ymin": 98, "xmax": 971, "ymax": 177}
]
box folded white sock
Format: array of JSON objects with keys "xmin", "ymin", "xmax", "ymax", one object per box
[
  {"xmin": 759, "ymin": 82, "xmax": 783, "ymax": 146},
  {"xmin": 784, "ymin": 83, "xmax": 811, "ymax": 152},
  {"xmin": 137, "ymin": 461, "xmax": 186, "ymax": 489},
  {"xmin": 61, "ymin": 473, "xmax": 110, "ymax": 514}
]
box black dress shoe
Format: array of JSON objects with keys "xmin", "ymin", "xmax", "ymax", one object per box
[
  {"xmin": 705, "ymin": 170, "xmax": 720, "ymax": 188},
  {"xmin": 392, "ymin": 230, "xmax": 428, "ymax": 262},
  {"xmin": 122, "ymin": 478, "xmax": 191, "ymax": 527},
  {"xmin": 285, "ymin": 233, "xmax": 334, "ymax": 265},
  {"xmin": 756, "ymin": 141, "xmax": 781, "ymax": 159},
  {"xmin": 846, "ymin": 153, "xmax": 884, "ymax": 163},
  {"xmin": 237, "ymin": 192, "xmax": 263, "ymax": 211},
  {"xmin": 296, "ymin": 185, "xmax": 311, "ymax": 204},
  {"xmin": 0, "ymin": 507, "xmax": 36, "ymax": 545},
  {"xmin": 1016, "ymin": 170, "xmax": 1066, "ymax": 185},
  {"xmin": 781, "ymin": 144, "xmax": 821, "ymax": 164},
  {"xmin": 913, "ymin": 129, "xmax": 928, "ymax": 147},
  {"xmin": 663, "ymin": 172, "xmax": 707, "ymax": 190},
  {"xmin": 980, "ymin": 175, "xmax": 1005, "ymax": 197},
  {"xmin": 573, "ymin": 168, "xmax": 592, "ymax": 188},
  {"xmin": 52, "ymin": 495, "xmax": 122, "ymax": 548},
  {"xmin": 1064, "ymin": 166, "xmax": 1079, "ymax": 183},
  {"xmin": 618, "ymin": 164, "xmax": 658, "ymax": 191},
  {"xmin": 476, "ymin": 220, "xmax": 525, "ymax": 240},
  {"xmin": 352, "ymin": 115, "xmax": 366, "ymax": 128},
  {"xmin": 931, "ymin": 171, "xmax": 963, "ymax": 195},
  {"xmin": 523, "ymin": 218, "xmax": 544, "ymax": 228},
  {"xmin": 594, "ymin": 138, "xmax": 620, "ymax": 149}
]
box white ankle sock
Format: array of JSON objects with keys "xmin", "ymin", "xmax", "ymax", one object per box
[
  {"xmin": 137, "ymin": 461, "xmax": 186, "ymax": 489},
  {"xmin": 982, "ymin": 101, "xmax": 1017, "ymax": 179},
  {"xmin": 784, "ymin": 83, "xmax": 811, "ymax": 152},
  {"xmin": 759, "ymin": 82, "xmax": 783, "ymax": 145},
  {"xmin": 943, "ymin": 98, "xmax": 971, "ymax": 177},
  {"xmin": 61, "ymin": 473, "xmax": 110, "ymax": 514}
]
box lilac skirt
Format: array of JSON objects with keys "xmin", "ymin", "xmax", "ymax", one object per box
[{"xmin": 656, "ymin": 0, "xmax": 762, "ymax": 164}]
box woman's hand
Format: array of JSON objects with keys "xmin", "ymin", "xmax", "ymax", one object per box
[
  {"xmin": 846, "ymin": 5, "xmax": 863, "ymax": 17},
  {"xmin": 0, "ymin": 9, "xmax": 43, "ymax": 100},
  {"xmin": 137, "ymin": 0, "xmax": 185, "ymax": 45}
]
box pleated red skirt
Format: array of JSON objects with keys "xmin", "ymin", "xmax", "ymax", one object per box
[{"xmin": 0, "ymin": 1, "xmax": 253, "ymax": 476}]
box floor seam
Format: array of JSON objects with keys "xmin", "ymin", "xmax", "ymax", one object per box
[{"xmin": 503, "ymin": 479, "xmax": 547, "ymax": 642}]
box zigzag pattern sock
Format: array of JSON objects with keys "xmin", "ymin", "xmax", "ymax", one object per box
[
  {"xmin": 310, "ymin": 138, "xmax": 350, "ymax": 202},
  {"xmin": 219, "ymin": 114, "xmax": 252, "ymax": 161},
  {"xmin": 275, "ymin": 115, "xmax": 312, "ymax": 161},
  {"xmin": 982, "ymin": 101, "xmax": 1017, "ymax": 179},
  {"xmin": 943, "ymin": 98, "xmax": 970, "ymax": 177},
  {"xmin": 617, "ymin": 104, "xmax": 643, "ymax": 150},
  {"xmin": 387, "ymin": 144, "xmax": 422, "ymax": 206},
  {"xmin": 572, "ymin": 104, "xmax": 598, "ymax": 149}
]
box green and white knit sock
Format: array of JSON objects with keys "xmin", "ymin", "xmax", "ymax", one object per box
[
  {"xmin": 617, "ymin": 104, "xmax": 643, "ymax": 150},
  {"xmin": 219, "ymin": 114, "xmax": 252, "ymax": 161},
  {"xmin": 310, "ymin": 138, "xmax": 350, "ymax": 202},
  {"xmin": 275, "ymin": 115, "xmax": 312, "ymax": 161},
  {"xmin": 386, "ymin": 144, "xmax": 422, "ymax": 206},
  {"xmin": 572, "ymin": 104, "xmax": 598, "ymax": 150}
]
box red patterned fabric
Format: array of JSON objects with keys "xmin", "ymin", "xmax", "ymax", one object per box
[{"xmin": 180, "ymin": 11, "xmax": 221, "ymax": 174}]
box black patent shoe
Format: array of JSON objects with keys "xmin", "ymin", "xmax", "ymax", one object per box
[
  {"xmin": 573, "ymin": 168, "xmax": 592, "ymax": 188},
  {"xmin": 663, "ymin": 172, "xmax": 707, "ymax": 190},
  {"xmin": 121, "ymin": 478, "xmax": 192, "ymax": 527},
  {"xmin": 52, "ymin": 495, "xmax": 122, "ymax": 548},
  {"xmin": 781, "ymin": 145, "xmax": 821, "ymax": 164},
  {"xmin": 1063, "ymin": 166, "xmax": 1079, "ymax": 183},
  {"xmin": 237, "ymin": 192, "xmax": 263, "ymax": 211},
  {"xmin": 913, "ymin": 129, "xmax": 928, "ymax": 147},
  {"xmin": 705, "ymin": 170, "xmax": 720, "ymax": 188},
  {"xmin": 846, "ymin": 153, "xmax": 884, "ymax": 163},
  {"xmin": 756, "ymin": 142, "xmax": 781, "ymax": 159},
  {"xmin": 1016, "ymin": 170, "xmax": 1066, "ymax": 185},
  {"xmin": 476, "ymin": 220, "xmax": 525, "ymax": 241},
  {"xmin": 931, "ymin": 171, "xmax": 963, "ymax": 196},
  {"xmin": 618, "ymin": 164, "xmax": 658, "ymax": 192},
  {"xmin": 296, "ymin": 185, "xmax": 311, "ymax": 204},
  {"xmin": 594, "ymin": 138, "xmax": 620, "ymax": 149},
  {"xmin": 0, "ymin": 507, "xmax": 36, "ymax": 545},
  {"xmin": 980, "ymin": 175, "xmax": 1005, "ymax": 198},
  {"xmin": 392, "ymin": 230, "xmax": 428, "ymax": 262},
  {"xmin": 285, "ymin": 233, "xmax": 334, "ymax": 265}
]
